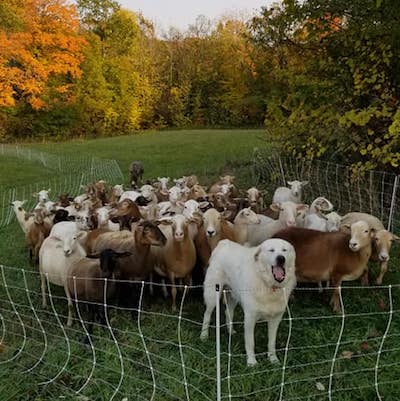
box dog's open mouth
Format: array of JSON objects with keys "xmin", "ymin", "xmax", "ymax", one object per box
[{"xmin": 272, "ymin": 265, "xmax": 286, "ymax": 283}]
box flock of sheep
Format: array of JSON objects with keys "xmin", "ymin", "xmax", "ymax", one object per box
[{"xmin": 9, "ymin": 160, "xmax": 400, "ymax": 362}]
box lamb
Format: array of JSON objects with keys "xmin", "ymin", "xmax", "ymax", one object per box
[
  {"xmin": 26, "ymin": 209, "xmax": 51, "ymax": 262},
  {"xmin": 341, "ymin": 212, "xmax": 399, "ymax": 284},
  {"xmin": 246, "ymin": 202, "xmax": 308, "ymax": 246},
  {"xmin": 129, "ymin": 160, "xmax": 144, "ymax": 188},
  {"xmin": 39, "ymin": 231, "xmax": 88, "ymax": 326},
  {"xmin": 273, "ymin": 221, "xmax": 374, "ymax": 312},
  {"xmin": 272, "ymin": 180, "xmax": 308, "ymax": 204},
  {"xmin": 153, "ymin": 215, "xmax": 198, "ymax": 310},
  {"xmin": 67, "ymin": 249, "xmax": 131, "ymax": 337},
  {"xmin": 202, "ymin": 208, "xmax": 237, "ymax": 251}
]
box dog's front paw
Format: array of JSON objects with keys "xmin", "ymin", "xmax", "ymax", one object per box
[
  {"xmin": 269, "ymin": 354, "xmax": 280, "ymax": 364},
  {"xmin": 247, "ymin": 357, "xmax": 258, "ymax": 367}
]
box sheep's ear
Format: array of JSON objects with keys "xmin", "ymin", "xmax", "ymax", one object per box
[
  {"xmin": 287, "ymin": 181, "xmax": 294, "ymax": 186},
  {"xmin": 76, "ymin": 231, "xmax": 87, "ymax": 240},
  {"xmin": 342, "ymin": 223, "xmax": 351, "ymax": 230},
  {"xmin": 270, "ymin": 203, "xmax": 281, "ymax": 212},
  {"xmin": 393, "ymin": 234, "xmax": 400, "ymax": 242},
  {"xmin": 156, "ymin": 219, "xmax": 173, "ymax": 226},
  {"xmin": 301, "ymin": 181, "xmax": 309, "ymax": 186},
  {"xmin": 254, "ymin": 247, "xmax": 261, "ymax": 261},
  {"xmin": 296, "ymin": 204, "xmax": 309, "ymax": 212}
]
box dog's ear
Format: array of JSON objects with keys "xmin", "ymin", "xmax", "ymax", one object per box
[{"xmin": 254, "ymin": 247, "xmax": 261, "ymax": 262}]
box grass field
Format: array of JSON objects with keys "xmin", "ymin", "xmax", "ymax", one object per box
[{"xmin": 1, "ymin": 129, "xmax": 400, "ymax": 401}]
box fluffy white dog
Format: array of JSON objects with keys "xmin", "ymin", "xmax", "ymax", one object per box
[{"xmin": 200, "ymin": 238, "xmax": 296, "ymax": 366}]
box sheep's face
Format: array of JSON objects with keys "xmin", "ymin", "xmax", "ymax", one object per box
[
  {"xmin": 138, "ymin": 221, "xmax": 167, "ymax": 246},
  {"xmin": 313, "ymin": 197, "xmax": 333, "ymax": 213},
  {"xmin": 113, "ymin": 185, "xmax": 124, "ymax": 197},
  {"xmin": 183, "ymin": 200, "xmax": 200, "ymax": 219},
  {"xmin": 96, "ymin": 208, "xmax": 109, "ymax": 227},
  {"xmin": 271, "ymin": 202, "xmax": 308, "ymax": 227},
  {"xmin": 169, "ymin": 186, "xmax": 183, "ymax": 204},
  {"xmin": 255, "ymin": 239, "xmax": 296, "ymax": 286},
  {"xmin": 33, "ymin": 189, "xmax": 50, "ymax": 203},
  {"xmin": 373, "ymin": 230, "xmax": 399, "ymax": 262},
  {"xmin": 157, "ymin": 177, "xmax": 170, "ymax": 195},
  {"xmin": 349, "ymin": 221, "xmax": 374, "ymax": 252},
  {"xmin": 76, "ymin": 215, "xmax": 92, "ymax": 230},
  {"xmin": 287, "ymin": 181, "xmax": 308, "ymax": 198},
  {"xmin": 170, "ymin": 215, "xmax": 188, "ymax": 242},
  {"xmin": 60, "ymin": 231, "xmax": 87, "ymax": 257},
  {"xmin": 220, "ymin": 175, "xmax": 235, "ymax": 184},
  {"xmin": 203, "ymin": 208, "xmax": 221, "ymax": 238},
  {"xmin": 235, "ymin": 208, "xmax": 260, "ymax": 225},
  {"xmin": 11, "ymin": 200, "xmax": 26, "ymax": 211},
  {"xmin": 247, "ymin": 187, "xmax": 260, "ymax": 204},
  {"xmin": 190, "ymin": 185, "xmax": 206, "ymax": 200},
  {"xmin": 173, "ymin": 177, "xmax": 186, "ymax": 189},
  {"xmin": 140, "ymin": 185, "xmax": 155, "ymax": 201}
]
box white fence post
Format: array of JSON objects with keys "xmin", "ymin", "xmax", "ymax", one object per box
[
  {"xmin": 387, "ymin": 175, "xmax": 398, "ymax": 232},
  {"xmin": 215, "ymin": 284, "xmax": 221, "ymax": 401}
]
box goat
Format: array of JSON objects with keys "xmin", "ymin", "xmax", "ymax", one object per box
[{"xmin": 273, "ymin": 221, "xmax": 374, "ymax": 312}]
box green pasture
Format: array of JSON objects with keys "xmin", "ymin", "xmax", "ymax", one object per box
[{"xmin": 0, "ymin": 129, "xmax": 400, "ymax": 401}]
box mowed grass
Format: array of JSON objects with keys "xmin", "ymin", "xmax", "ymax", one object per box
[{"xmin": 1, "ymin": 129, "xmax": 400, "ymax": 401}]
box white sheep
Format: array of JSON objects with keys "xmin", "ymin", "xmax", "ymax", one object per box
[
  {"xmin": 272, "ymin": 180, "xmax": 308, "ymax": 204},
  {"xmin": 246, "ymin": 202, "xmax": 308, "ymax": 246},
  {"xmin": 11, "ymin": 200, "xmax": 34, "ymax": 234},
  {"xmin": 39, "ymin": 231, "xmax": 87, "ymax": 326}
]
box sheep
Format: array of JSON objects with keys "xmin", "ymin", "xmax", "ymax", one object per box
[
  {"xmin": 109, "ymin": 184, "xmax": 124, "ymax": 205},
  {"xmin": 153, "ymin": 215, "xmax": 198, "ymax": 311},
  {"xmin": 272, "ymin": 180, "xmax": 308, "ymax": 204},
  {"xmin": 246, "ymin": 202, "xmax": 309, "ymax": 247},
  {"xmin": 93, "ymin": 222, "xmax": 167, "ymax": 313},
  {"xmin": 33, "ymin": 189, "xmax": 51, "ymax": 206},
  {"xmin": 246, "ymin": 187, "xmax": 264, "ymax": 213},
  {"xmin": 26, "ymin": 209, "xmax": 51, "ymax": 262},
  {"xmin": 57, "ymin": 193, "xmax": 73, "ymax": 208},
  {"xmin": 93, "ymin": 180, "xmax": 108, "ymax": 205},
  {"xmin": 67, "ymin": 249, "xmax": 131, "ymax": 337},
  {"xmin": 52, "ymin": 209, "xmax": 73, "ymax": 225},
  {"xmin": 187, "ymin": 184, "xmax": 207, "ymax": 201},
  {"xmin": 109, "ymin": 199, "xmax": 142, "ymax": 230},
  {"xmin": 341, "ymin": 212, "xmax": 400, "ymax": 284},
  {"xmin": 297, "ymin": 196, "xmax": 333, "ymax": 227},
  {"xmin": 91, "ymin": 206, "xmax": 119, "ymax": 231},
  {"xmin": 39, "ymin": 231, "xmax": 88, "ymax": 326},
  {"xmin": 11, "ymin": 200, "xmax": 33, "ymax": 234},
  {"xmin": 325, "ymin": 212, "xmax": 341, "ymax": 232},
  {"xmin": 185, "ymin": 175, "xmax": 199, "ymax": 188},
  {"xmin": 129, "ymin": 161, "xmax": 144, "ymax": 188},
  {"xmin": 50, "ymin": 216, "xmax": 93, "ymax": 239},
  {"xmin": 273, "ymin": 221, "xmax": 374, "ymax": 312},
  {"xmin": 233, "ymin": 207, "xmax": 261, "ymax": 245},
  {"xmin": 209, "ymin": 175, "xmax": 238, "ymax": 197},
  {"xmin": 155, "ymin": 177, "xmax": 170, "ymax": 202},
  {"xmin": 202, "ymin": 208, "xmax": 237, "ymax": 251}
]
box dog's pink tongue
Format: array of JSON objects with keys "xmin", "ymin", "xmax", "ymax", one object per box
[{"xmin": 272, "ymin": 266, "xmax": 285, "ymax": 282}]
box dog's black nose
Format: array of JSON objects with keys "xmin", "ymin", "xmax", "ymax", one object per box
[{"xmin": 276, "ymin": 255, "xmax": 285, "ymax": 266}]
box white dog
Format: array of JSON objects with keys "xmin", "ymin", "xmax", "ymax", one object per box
[{"xmin": 200, "ymin": 239, "xmax": 296, "ymax": 366}]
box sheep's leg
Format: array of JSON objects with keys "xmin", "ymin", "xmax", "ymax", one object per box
[
  {"xmin": 244, "ymin": 313, "xmax": 257, "ymax": 366},
  {"xmin": 375, "ymin": 261, "xmax": 388, "ymax": 285},
  {"xmin": 268, "ymin": 314, "xmax": 283, "ymax": 364},
  {"xmin": 224, "ymin": 294, "xmax": 237, "ymax": 335},
  {"xmin": 64, "ymin": 283, "xmax": 73, "ymax": 327},
  {"xmin": 161, "ymin": 278, "xmax": 168, "ymax": 298},
  {"xmin": 169, "ymin": 272, "xmax": 177, "ymax": 312},
  {"xmin": 41, "ymin": 273, "xmax": 47, "ymax": 308},
  {"xmin": 329, "ymin": 275, "xmax": 343, "ymax": 313},
  {"xmin": 360, "ymin": 270, "xmax": 370, "ymax": 286}
]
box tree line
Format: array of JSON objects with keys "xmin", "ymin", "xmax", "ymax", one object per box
[{"xmin": 0, "ymin": 0, "xmax": 399, "ymax": 171}]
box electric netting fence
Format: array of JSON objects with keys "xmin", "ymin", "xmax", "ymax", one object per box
[{"xmin": 1, "ymin": 148, "xmax": 400, "ymax": 400}]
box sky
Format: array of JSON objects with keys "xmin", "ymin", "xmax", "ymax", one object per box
[{"xmin": 117, "ymin": 0, "xmax": 273, "ymax": 33}]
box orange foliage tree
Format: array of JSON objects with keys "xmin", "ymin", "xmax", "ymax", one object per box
[{"xmin": 0, "ymin": 0, "xmax": 87, "ymax": 110}]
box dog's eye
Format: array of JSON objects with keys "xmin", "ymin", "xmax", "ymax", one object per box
[
  {"xmin": 364, "ymin": 230, "xmax": 369, "ymax": 233},
  {"xmin": 269, "ymin": 249, "xmax": 275, "ymax": 252},
  {"xmin": 282, "ymin": 248, "xmax": 287, "ymax": 252}
]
